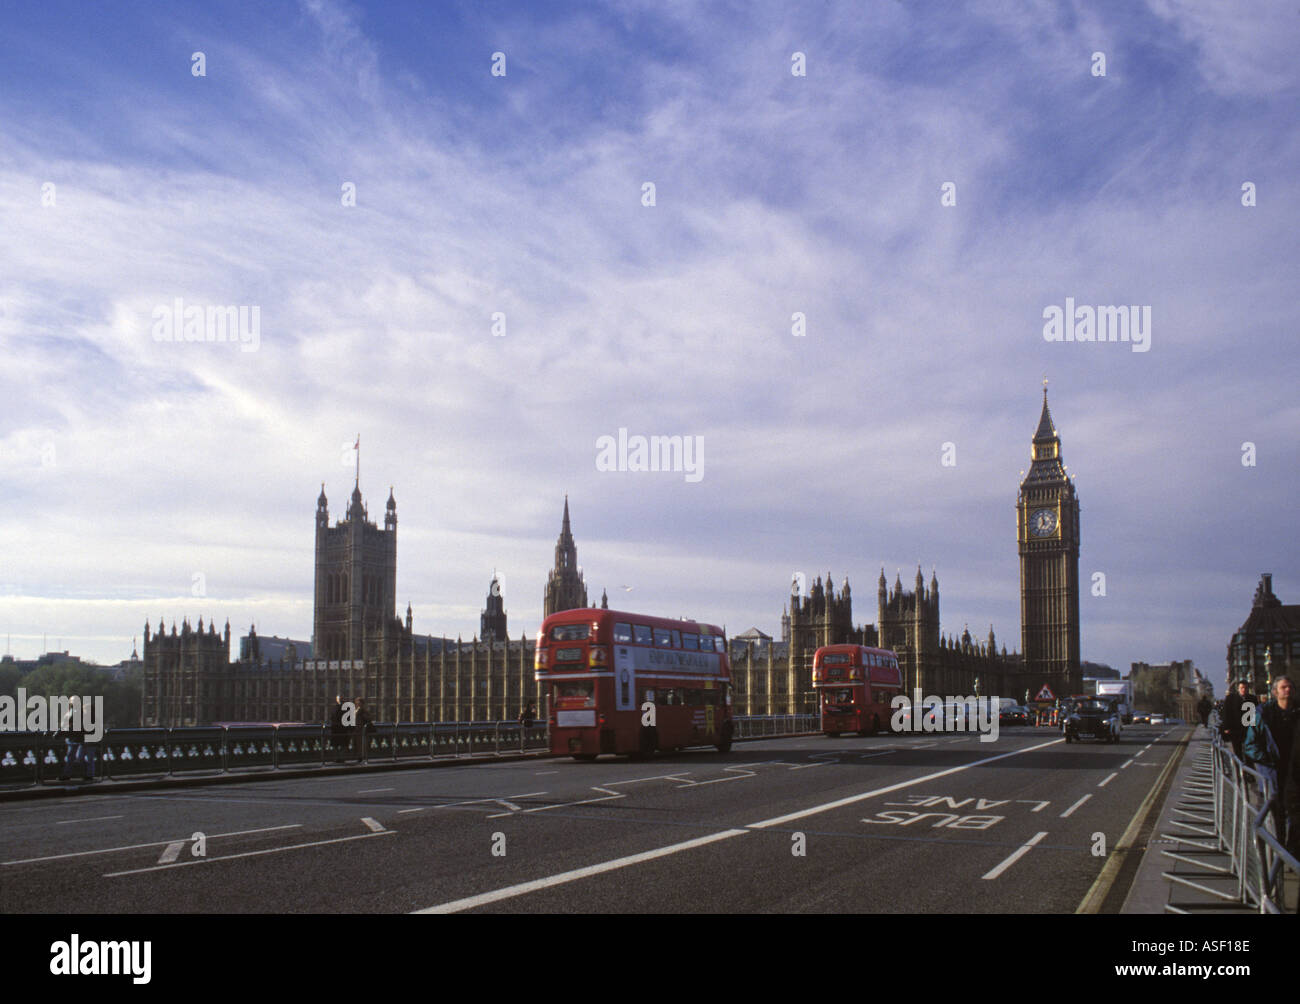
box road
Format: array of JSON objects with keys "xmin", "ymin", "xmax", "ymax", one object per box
[{"xmin": 0, "ymin": 723, "xmax": 1187, "ymax": 913}]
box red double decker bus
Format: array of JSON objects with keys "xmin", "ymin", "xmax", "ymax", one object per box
[
  {"xmin": 812, "ymin": 645, "xmax": 903, "ymax": 737},
  {"xmin": 535, "ymin": 608, "xmax": 733, "ymax": 760}
]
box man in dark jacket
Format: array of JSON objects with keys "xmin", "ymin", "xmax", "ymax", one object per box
[
  {"xmin": 1245, "ymin": 676, "xmax": 1299, "ymax": 839},
  {"xmin": 1221, "ymin": 680, "xmax": 1251, "ymax": 759},
  {"xmin": 1197, "ymin": 695, "xmax": 1212, "ymax": 728},
  {"xmin": 1285, "ymin": 716, "xmax": 1300, "ymax": 859},
  {"xmin": 330, "ymin": 695, "xmax": 347, "ymax": 762}
]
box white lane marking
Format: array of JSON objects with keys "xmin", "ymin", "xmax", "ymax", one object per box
[
  {"xmin": 416, "ymin": 830, "xmax": 748, "ymax": 914},
  {"xmin": 416, "ymin": 736, "xmax": 1065, "ymax": 913},
  {"xmin": 1098, "ymin": 772, "xmax": 1118, "ymax": 788},
  {"xmin": 1120, "ymin": 760, "xmax": 1132, "ymax": 769},
  {"xmin": 56, "ymin": 815, "xmax": 123, "ymax": 825},
  {"xmin": 1060, "ymin": 794, "xmax": 1092, "ymax": 818},
  {"xmin": 493, "ymin": 787, "xmax": 622, "ymax": 818},
  {"xmin": 748, "ymin": 737, "xmax": 1066, "ymax": 831},
  {"xmin": 982, "ymin": 831, "xmax": 1048, "ymax": 880},
  {"xmin": 1016, "ymin": 800, "xmax": 1050, "ymax": 812},
  {"xmin": 361, "ymin": 817, "xmax": 386, "ymax": 832},
  {"xmin": 398, "ymin": 790, "xmax": 550, "ymax": 814},
  {"xmin": 1132, "ymin": 749, "xmax": 1145, "ymax": 758},
  {"xmin": 1, "ymin": 825, "xmax": 303, "ymax": 866},
  {"xmin": 535, "ymin": 771, "xmax": 559, "ymax": 775},
  {"xmin": 357, "ymin": 788, "xmax": 394, "ymax": 794},
  {"xmin": 858, "ymin": 751, "xmax": 896, "ymax": 759},
  {"xmin": 157, "ymin": 841, "xmax": 184, "ymax": 864},
  {"xmin": 105, "ymin": 830, "xmax": 396, "ymax": 877}
]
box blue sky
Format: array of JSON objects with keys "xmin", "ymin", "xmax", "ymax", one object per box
[{"xmin": 1, "ymin": 0, "xmax": 1297, "ymax": 693}]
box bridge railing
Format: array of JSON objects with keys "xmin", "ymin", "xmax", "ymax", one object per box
[
  {"xmin": 1208, "ymin": 712, "xmax": 1300, "ymax": 912},
  {"xmin": 732, "ymin": 714, "xmax": 820, "ymax": 739},
  {"xmin": 0, "ymin": 721, "xmax": 553, "ymax": 788},
  {"xmin": 0, "ymin": 714, "xmax": 820, "ymax": 789}
]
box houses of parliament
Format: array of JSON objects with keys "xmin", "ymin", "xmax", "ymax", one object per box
[{"xmin": 141, "ymin": 392, "xmax": 1083, "ymax": 726}]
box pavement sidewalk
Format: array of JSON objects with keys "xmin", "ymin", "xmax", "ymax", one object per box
[{"xmin": 1121, "ymin": 724, "xmax": 1257, "ymax": 914}]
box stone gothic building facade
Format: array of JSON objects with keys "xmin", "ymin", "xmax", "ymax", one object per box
[{"xmin": 141, "ymin": 391, "xmax": 1077, "ymax": 726}]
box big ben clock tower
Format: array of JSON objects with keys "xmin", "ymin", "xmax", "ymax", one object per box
[{"xmin": 1018, "ymin": 385, "xmax": 1081, "ymax": 695}]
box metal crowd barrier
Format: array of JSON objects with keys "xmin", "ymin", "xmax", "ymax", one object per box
[
  {"xmin": 732, "ymin": 715, "xmax": 820, "ymax": 739},
  {"xmin": 1208, "ymin": 711, "xmax": 1300, "ymax": 912}
]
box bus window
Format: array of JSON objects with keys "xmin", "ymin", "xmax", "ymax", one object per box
[
  {"xmin": 682, "ymin": 633, "xmax": 699, "ymax": 650},
  {"xmin": 614, "ymin": 622, "xmax": 633, "ymax": 644},
  {"xmin": 714, "ymin": 637, "xmax": 725, "ymax": 653},
  {"xmin": 654, "ymin": 628, "xmax": 673, "ymax": 648},
  {"xmin": 551, "ymin": 624, "xmax": 589, "ymax": 641},
  {"xmin": 634, "ymin": 624, "xmax": 653, "ymax": 645},
  {"xmin": 554, "ymin": 682, "xmax": 594, "ymax": 706},
  {"xmin": 671, "ymin": 630, "xmax": 682, "ymax": 648}
]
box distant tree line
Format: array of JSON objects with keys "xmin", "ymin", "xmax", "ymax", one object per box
[{"xmin": 0, "ymin": 663, "xmax": 142, "ymax": 730}]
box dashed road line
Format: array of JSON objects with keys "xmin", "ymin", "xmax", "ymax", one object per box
[
  {"xmin": 1098, "ymin": 772, "xmax": 1118, "ymax": 788},
  {"xmin": 56, "ymin": 815, "xmax": 123, "ymax": 825},
  {"xmin": 361, "ymin": 817, "xmax": 386, "ymax": 832},
  {"xmin": 1060, "ymin": 794, "xmax": 1092, "ymax": 818},
  {"xmin": 2, "ymin": 824, "xmax": 303, "ymax": 866},
  {"xmin": 157, "ymin": 841, "xmax": 185, "ymax": 864},
  {"xmin": 982, "ymin": 831, "xmax": 1048, "ymax": 880},
  {"xmin": 105, "ymin": 829, "xmax": 396, "ymax": 878}
]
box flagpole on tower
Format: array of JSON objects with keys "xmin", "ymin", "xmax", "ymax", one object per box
[{"xmin": 354, "ymin": 433, "xmax": 360, "ymax": 488}]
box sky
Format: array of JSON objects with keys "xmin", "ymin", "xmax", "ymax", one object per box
[{"xmin": 1, "ymin": 0, "xmax": 1296, "ymax": 693}]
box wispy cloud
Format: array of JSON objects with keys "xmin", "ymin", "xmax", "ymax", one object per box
[{"xmin": 0, "ymin": 1, "xmax": 1296, "ymax": 683}]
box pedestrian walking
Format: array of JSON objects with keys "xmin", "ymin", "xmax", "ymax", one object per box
[
  {"xmin": 353, "ymin": 697, "xmax": 372, "ymax": 762},
  {"xmin": 1221, "ymin": 680, "xmax": 1251, "ymax": 760},
  {"xmin": 57, "ymin": 696, "xmax": 94, "ymax": 782},
  {"xmin": 1244, "ymin": 675, "xmax": 1299, "ymax": 839},
  {"xmin": 330, "ymin": 695, "xmax": 347, "ymax": 763}
]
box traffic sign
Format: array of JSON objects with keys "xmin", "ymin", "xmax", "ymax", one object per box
[{"xmin": 1035, "ymin": 684, "xmax": 1056, "ymax": 701}]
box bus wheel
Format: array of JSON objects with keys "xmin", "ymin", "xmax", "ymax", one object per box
[{"xmin": 716, "ymin": 723, "xmax": 733, "ymax": 754}]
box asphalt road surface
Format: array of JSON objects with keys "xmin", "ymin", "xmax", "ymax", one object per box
[{"xmin": 0, "ymin": 723, "xmax": 1187, "ymax": 913}]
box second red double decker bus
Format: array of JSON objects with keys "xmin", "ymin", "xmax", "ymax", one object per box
[
  {"xmin": 535, "ymin": 608, "xmax": 733, "ymax": 760},
  {"xmin": 812, "ymin": 644, "xmax": 903, "ymax": 737}
]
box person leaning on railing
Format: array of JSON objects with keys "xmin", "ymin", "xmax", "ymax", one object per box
[{"xmin": 1244, "ymin": 675, "xmax": 1299, "ymax": 842}]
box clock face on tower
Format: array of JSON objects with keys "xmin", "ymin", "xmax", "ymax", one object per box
[{"xmin": 1030, "ymin": 508, "xmax": 1058, "ymax": 537}]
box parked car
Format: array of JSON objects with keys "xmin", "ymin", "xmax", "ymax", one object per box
[
  {"xmin": 1064, "ymin": 699, "xmax": 1122, "ymax": 743},
  {"xmin": 1150, "ymin": 714, "xmax": 1166, "ymax": 725}
]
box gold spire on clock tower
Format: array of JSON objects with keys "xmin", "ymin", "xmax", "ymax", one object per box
[{"xmin": 1018, "ymin": 385, "xmax": 1081, "ymax": 695}]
